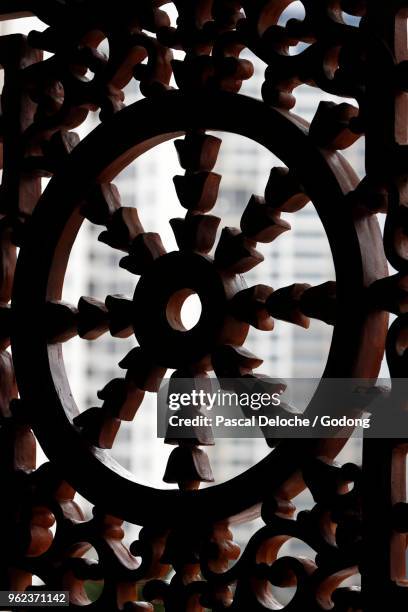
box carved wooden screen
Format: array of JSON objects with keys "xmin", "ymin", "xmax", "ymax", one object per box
[{"xmin": 0, "ymin": 1, "xmax": 407, "ymax": 610}]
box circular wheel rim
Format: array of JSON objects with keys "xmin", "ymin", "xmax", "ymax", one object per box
[{"xmin": 11, "ymin": 90, "xmax": 388, "ymax": 526}]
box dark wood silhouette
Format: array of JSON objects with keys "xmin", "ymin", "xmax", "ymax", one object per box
[{"xmin": 0, "ymin": 1, "xmax": 405, "ymax": 610}]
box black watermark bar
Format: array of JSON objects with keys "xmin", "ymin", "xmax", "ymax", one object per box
[
  {"xmin": 0, "ymin": 592, "xmax": 69, "ymax": 608},
  {"xmin": 157, "ymin": 378, "xmax": 408, "ymax": 441}
]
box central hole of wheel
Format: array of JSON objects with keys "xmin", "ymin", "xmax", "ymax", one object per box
[{"xmin": 166, "ymin": 289, "xmax": 202, "ymax": 332}]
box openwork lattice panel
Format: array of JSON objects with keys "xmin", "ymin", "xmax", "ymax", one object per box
[{"xmin": 0, "ymin": 1, "xmax": 407, "ymax": 610}]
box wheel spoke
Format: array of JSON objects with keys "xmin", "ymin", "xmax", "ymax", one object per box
[
  {"xmin": 170, "ymin": 214, "xmax": 220, "ymax": 254},
  {"xmin": 120, "ymin": 232, "xmax": 166, "ymax": 275},
  {"xmin": 119, "ymin": 347, "xmax": 167, "ymax": 392},
  {"xmin": 173, "ymin": 131, "xmax": 222, "ymax": 213},
  {"xmin": 229, "ymin": 284, "xmax": 274, "ymax": 331},
  {"xmin": 241, "ymin": 194, "xmax": 291, "ymax": 243},
  {"xmin": 214, "ymin": 227, "xmax": 264, "ymax": 274},
  {"xmin": 265, "ymin": 281, "xmax": 337, "ymax": 327},
  {"xmin": 211, "ymin": 344, "xmax": 263, "ymax": 378},
  {"xmin": 98, "ymin": 206, "xmax": 144, "ymax": 252},
  {"xmin": 265, "ymin": 166, "xmax": 309, "ymax": 213},
  {"xmin": 45, "ymin": 294, "xmax": 134, "ymax": 343}
]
